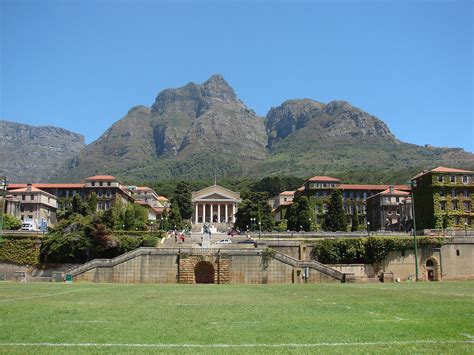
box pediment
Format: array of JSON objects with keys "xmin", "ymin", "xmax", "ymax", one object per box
[{"xmin": 202, "ymin": 193, "xmax": 232, "ymax": 200}]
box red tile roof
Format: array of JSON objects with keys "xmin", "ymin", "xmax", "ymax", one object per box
[
  {"xmin": 280, "ymin": 191, "xmax": 295, "ymax": 196},
  {"xmin": 307, "ymin": 176, "xmax": 341, "ymax": 182},
  {"xmin": 413, "ymin": 166, "xmax": 474, "ymax": 179},
  {"xmin": 431, "ymin": 166, "xmax": 474, "ymax": 173},
  {"xmin": 378, "ymin": 189, "xmax": 410, "ymax": 196},
  {"xmin": 8, "ymin": 183, "xmax": 85, "ymax": 189},
  {"xmin": 340, "ymin": 184, "xmax": 410, "ymax": 191},
  {"xmin": 85, "ymin": 175, "xmax": 117, "ymax": 181}
]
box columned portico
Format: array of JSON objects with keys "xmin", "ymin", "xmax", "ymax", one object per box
[{"xmin": 191, "ymin": 185, "xmax": 241, "ymax": 225}]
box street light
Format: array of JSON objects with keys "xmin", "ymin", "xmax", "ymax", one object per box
[
  {"xmin": 465, "ymin": 222, "xmax": 468, "ymax": 237},
  {"xmin": 258, "ymin": 221, "xmax": 261, "ymax": 239},
  {"xmin": 309, "ymin": 218, "xmax": 312, "ymax": 232},
  {"xmin": 0, "ymin": 175, "xmax": 6, "ymax": 239},
  {"xmin": 410, "ymin": 179, "xmax": 419, "ymax": 282},
  {"xmin": 150, "ymin": 221, "xmax": 154, "ymax": 233},
  {"xmin": 367, "ymin": 221, "xmax": 370, "ymax": 236}
]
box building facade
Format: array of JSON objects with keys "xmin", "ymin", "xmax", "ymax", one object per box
[
  {"xmin": 412, "ymin": 166, "xmax": 474, "ymax": 230},
  {"xmin": 7, "ymin": 184, "xmax": 57, "ymax": 226},
  {"xmin": 271, "ymin": 191, "xmax": 295, "ymax": 222},
  {"xmin": 295, "ymin": 175, "xmax": 410, "ymax": 227},
  {"xmin": 191, "ymin": 185, "xmax": 241, "ymax": 224},
  {"xmin": 366, "ymin": 186, "xmax": 411, "ymax": 231}
]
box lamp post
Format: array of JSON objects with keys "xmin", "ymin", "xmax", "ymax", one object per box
[
  {"xmin": 309, "ymin": 217, "xmax": 312, "ymax": 232},
  {"xmin": 410, "ymin": 179, "xmax": 419, "ymax": 282},
  {"xmin": 465, "ymin": 222, "xmax": 468, "ymax": 237},
  {"xmin": 150, "ymin": 221, "xmax": 154, "ymax": 233},
  {"xmin": 367, "ymin": 221, "xmax": 370, "ymax": 236},
  {"xmin": 0, "ymin": 175, "xmax": 6, "ymax": 238},
  {"xmin": 258, "ymin": 221, "xmax": 261, "ymax": 239}
]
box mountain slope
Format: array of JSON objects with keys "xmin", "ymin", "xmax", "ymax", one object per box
[
  {"xmin": 0, "ymin": 120, "xmax": 85, "ymax": 182},
  {"xmin": 13, "ymin": 75, "xmax": 473, "ymax": 184},
  {"xmin": 58, "ymin": 75, "xmax": 267, "ymax": 182},
  {"xmin": 258, "ymin": 99, "xmax": 474, "ymax": 181}
]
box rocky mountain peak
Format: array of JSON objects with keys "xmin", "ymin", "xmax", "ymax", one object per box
[{"xmin": 202, "ymin": 74, "xmax": 236, "ymax": 101}]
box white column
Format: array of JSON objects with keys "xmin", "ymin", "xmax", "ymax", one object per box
[
  {"xmin": 211, "ymin": 204, "xmax": 214, "ymax": 223},
  {"xmin": 225, "ymin": 204, "xmax": 228, "ymax": 223},
  {"xmin": 195, "ymin": 203, "xmax": 198, "ymax": 223},
  {"xmin": 203, "ymin": 203, "xmax": 206, "ymax": 223},
  {"xmin": 217, "ymin": 204, "xmax": 221, "ymax": 223}
]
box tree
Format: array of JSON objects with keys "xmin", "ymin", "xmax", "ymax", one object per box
[
  {"xmin": 286, "ymin": 201, "xmax": 299, "ymax": 231},
  {"xmin": 324, "ymin": 189, "xmax": 347, "ymax": 231},
  {"xmin": 124, "ymin": 204, "xmax": 135, "ymax": 230},
  {"xmin": 168, "ymin": 199, "xmax": 182, "ymax": 230},
  {"xmin": 161, "ymin": 209, "xmax": 170, "ymax": 231},
  {"xmin": 252, "ymin": 176, "xmax": 304, "ymax": 196},
  {"xmin": 234, "ymin": 192, "xmax": 274, "ymax": 231},
  {"xmin": 173, "ymin": 181, "xmax": 193, "ymax": 220},
  {"xmin": 88, "ymin": 192, "xmax": 98, "ymax": 214},
  {"xmin": 2, "ymin": 214, "xmax": 22, "ymax": 230},
  {"xmin": 71, "ymin": 194, "xmax": 82, "ymax": 214},
  {"xmin": 133, "ymin": 204, "xmax": 148, "ymax": 230},
  {"xmin": 296, "ymin": 196, "xmax": 313, "ymax": 231},
  {"xmin": 351, "ymin": 203, "xmax": 359, "ymax": 231}
]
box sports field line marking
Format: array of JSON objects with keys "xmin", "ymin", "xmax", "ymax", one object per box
[
  {"xmin": 318, "ymin": 283, "xmax": 474, "ymax": 298},
  {"xmin": 0, "ymin": 340, "xmax": 472, "ymax": 348},
  {"xmin": 0, "ymin": 284, "xmax": 129, "ymax": 303}
]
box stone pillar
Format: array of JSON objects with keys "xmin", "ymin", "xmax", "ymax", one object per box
[
  {"xmin": 217, "ymin": 204, "xmax": 221, "ymax": 223},
  {"xmin": 225, "ymin": 204, "xmax": 228, "ymax": 224},
  {"xmin": 195, "ymin": 203, "xmax": 199, "ymax": 223},
  {"xmin": 203, "ymin": 204, "xmax": 206, "ymax": 223}
]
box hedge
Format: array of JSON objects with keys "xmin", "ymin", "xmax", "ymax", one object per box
[
  {"xmin": 311, "ymin": 236, "xmax": 446, "ymax": 264},
  {"xmin": 0, "ymin": 235, "xmax": 42, "ymax": 266}
]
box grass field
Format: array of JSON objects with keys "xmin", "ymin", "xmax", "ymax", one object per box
[{"xmin": 0, "ymin": 281, "xmax": 473, "ymax": 354}]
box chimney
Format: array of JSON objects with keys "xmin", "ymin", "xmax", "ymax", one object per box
[
  {"xmin": 389, "ymin": 185, "xmax": 394, "ymax": 194},
  {"xmin": 26, "ymin": 183, "xmax": 32, "ymax": 192}
]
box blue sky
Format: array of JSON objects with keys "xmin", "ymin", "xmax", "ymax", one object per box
[{"xmin": 1, "ymin": 0, "xmax": 473, "ymax": 152}]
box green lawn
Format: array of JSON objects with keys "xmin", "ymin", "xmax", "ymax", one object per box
[{"xmin": 0, "ymin": 281, "xmax": 473, "ymax": 354}]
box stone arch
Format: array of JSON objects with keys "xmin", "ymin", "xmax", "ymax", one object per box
[
  {"xmin": 424, "ymin": 257, "xmax": 440, "ymax": 281},
  {"xmin": 194, "ymin": 261, "xmax": 215, "ymax": 284}
]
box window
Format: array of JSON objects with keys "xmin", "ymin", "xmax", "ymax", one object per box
[
  {"xmin": 107, "ymin": 182, "xmax": 111, "ymax": 187},
  {"xmin": 464, "ymin": 202, "xmax": 471, "ymax": 212},
  {"xmin": 463, "ymin": 190, "xmax": 468, "ymax": 197},
  {"xmin": 396, "ymin": 197, "xmax": 400, "ymax": 203},
  {"xmin": 22, "ymin": 195, "xmax": 25, "ymax": 200},
  {"xmin": 456, "ymin": 249, "xmax": 460, "ymax": 256},
  {"xmin": 462, "ymin": 175, "xmax": 468, "ymax": 184},
  {"xmin": 29, "ymin": 206, "xmax": 33, "ymax": 212},
  {"xmin": 468, "ymin": 217, "xmax": 472, "ymax": 225},
  {"xmin": 437, "ymin": 175, "xmax": 444, "ymax": 182},
  {"xmin": 99, "ymin": 182, "xmax": 103, "ymax": 187},
  {"xmin": 98, "ymin": 190, "xmax": 103, "ymax": 197},
  {"xmin": 30, "ymin": 195, "xmax": 34, "ymax": 200},
  {"xmin": 363, "ymin": 192, "xmax": 367, "ymax": 200},
  {"xmin": 439, "ymin": 189, "xmax": 445, "ymax": 196},
  {"xmin": 450, "ymin": 175, "xmax": 456, "ymax": 183},
  {"xmin": 451, "ymin": 189, "xmax": 456, "ymax": 197},
  {"xmin": 20, "ymin": 206, "xmax": 24, "ymax": 212},
  {"xmin": 106, "ymin": 190, "xmax": 111, "ymax": 197},
  {"xmin": 452, "ymin": 201, "xmax": 458, "ymax": 210},
  {"xmin": 455, "ymin": 216, "xmax": 461, "ymax": 225},
  {"xmin": 440, "ymin": 201, "xmax": 446, "ymax": 210},
  {"xmin": 91, "ymin": 182, "xmax": 95, "ymax": 187}
]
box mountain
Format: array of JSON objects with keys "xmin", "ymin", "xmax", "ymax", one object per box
[
  {"xmin": 58, "ymin": 75, "xmax": 267, "ymax": 181},
  {"xmin": 0, "ymin": 120, "xmax": 85, "ymax": 182},
  {"xmin": 7, "ymin": 74, "xmax": 473, "ymax": 184},
  {"xmin": 258, "ymin": 99, "xmax": 474, "ymax": 181}
]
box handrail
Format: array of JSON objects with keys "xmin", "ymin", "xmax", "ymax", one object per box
[{"xmin": 271, "ymin": 250, "xmax": 344, "ymax": 281}]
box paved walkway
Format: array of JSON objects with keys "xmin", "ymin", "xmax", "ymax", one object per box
[{"xmin": 161, "ymin": 231, "xmax": 239, "ymax": 248}]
